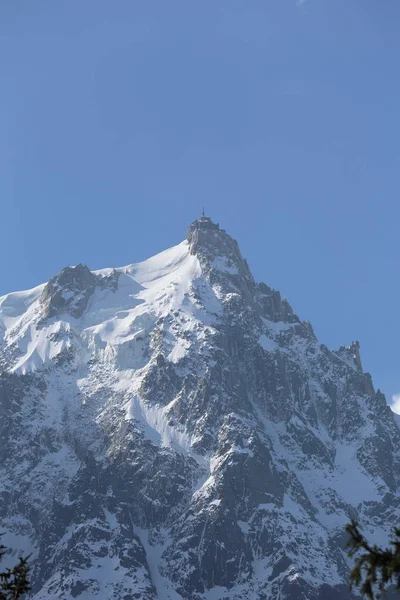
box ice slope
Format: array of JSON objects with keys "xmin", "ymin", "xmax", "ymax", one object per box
[{"xmin": 0, "ymin": 240, "xmax": 219, "ymax": 376}]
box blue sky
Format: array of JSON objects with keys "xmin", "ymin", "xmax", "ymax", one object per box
[{"xmin": 1, "ymin": 1, "xmax": 399, "ymax": 403}]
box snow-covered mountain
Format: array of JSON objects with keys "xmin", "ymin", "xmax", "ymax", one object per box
[{"xmin": 1, "ymin": 216, "xmax": 399, "ymax": 600}]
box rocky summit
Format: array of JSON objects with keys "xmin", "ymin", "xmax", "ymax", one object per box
[{"xmin": 0, "ymin": 216, "xmax": 399, "ymax": 599}]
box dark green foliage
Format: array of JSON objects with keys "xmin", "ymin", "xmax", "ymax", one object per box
[
  {"xmin": 346, "ymin": 520, "xmax": 400, "ymax": 599},
  {"xmin": 0, "ymin": 534, "xmax": 30, "ymax": 600}
]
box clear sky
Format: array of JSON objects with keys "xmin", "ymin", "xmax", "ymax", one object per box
[{"xmin": 1, "ymin": 1, "xmax": 399, "ymax": 404}]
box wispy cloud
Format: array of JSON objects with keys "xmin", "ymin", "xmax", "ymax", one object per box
[{"xmin": 391, "ymin": 394, "xmax": 400, "ymax": 415}]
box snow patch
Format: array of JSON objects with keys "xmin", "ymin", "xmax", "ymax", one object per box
[
  {"xmin": 126, "ymin": 395, "xmax": 196, "ymax": 457},
  {"xmin": 258, "ymin": 334, "xmax": 277, "ymax": 353}
]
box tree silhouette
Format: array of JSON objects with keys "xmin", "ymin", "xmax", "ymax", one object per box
[
  {"xmin": 0, "ymin": 535, "xmax": 30, "ymax": 600},
  {"xmin": 346, "ymin": 520, "xmax": 400, "ymax": 599}
]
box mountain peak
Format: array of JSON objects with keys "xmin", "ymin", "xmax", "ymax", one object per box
[
  {"xmin": 186, "ymin": 214, "xmax": 221, "ymax": 250},
  {"xmin": 186, "ymin": 214, "xmax": 250, "ymax": 274},
  {"xmin": 1, "ymin": 218, "xmax": 400, "ymax": 599},
  {"xmin": 186, "ymin": 215, "xmax": 256, "ymax": 300},
  {"xmin": 40, "ymin": 263, "xmax": 96, "ymax": 319}
]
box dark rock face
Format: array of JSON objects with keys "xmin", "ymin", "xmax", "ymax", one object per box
[
  {"xmin": 40, "ymin": 264, "xmax": 96, "ymax": 319},
  {"xmin": 334, "ymin": 341, "xmax": 363, "ymax": 371},
  {"xmin": 187, "ymin": 217, "xmax": 256, "ymax": 304},
  {"xmin": 0, "ymin": 217, "xmax": 399, "ymax": 599},
  {"xmin": 40, "ymin": 264, "xmax": 120, "ymax": 321}
]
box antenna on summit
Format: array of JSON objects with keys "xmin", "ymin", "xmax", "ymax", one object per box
[{"xmin": 201, "ymin": 207, "xmax": 206, "ymax": 218}]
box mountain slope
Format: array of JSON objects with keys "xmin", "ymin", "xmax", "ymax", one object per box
[{"xmin": 0, "ymin": 216, "xmax": 399, "ymax": 600}]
